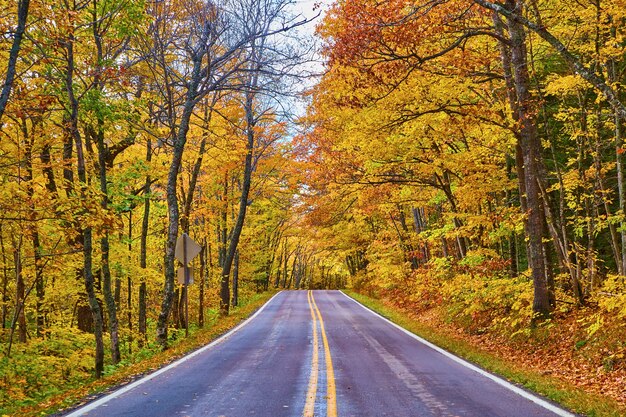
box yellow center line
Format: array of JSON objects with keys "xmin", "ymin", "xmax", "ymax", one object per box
[
  {"xmin": 304, "ymin": 290, "xmax": 319, "ymax": 417},
  {"xmin": 310, "ymin": 291, "xmax": 338, "ymax": 417}
]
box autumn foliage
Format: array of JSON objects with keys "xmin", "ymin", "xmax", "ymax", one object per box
[{"xmin": 297, "ymin": 0, "xmax": 626, "ymax": 408}]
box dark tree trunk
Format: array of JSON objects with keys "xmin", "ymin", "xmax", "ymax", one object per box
[
  {"xmin": 95, "ymin": 122, "xmax": 121, "ymax": 364},
  {"xmin": 157, "ymin": 92, "xmax": 198, "ymax": 349},
  {"xmin": 114, "ymin": 278, "xmax": 121, "ymax": 306},
  {"xmin": 1, "ymin": 227, "xmax": 8, "ymax": 329},
  {"xmin": 138, "ymin": 140, "xmax": 151, "ymax": 344},
  {"xmin": 412, "ymin": 207, "xmax": 430, "ymax": 264},
  {"xmin": 232, "ymin": 251, "xmax": 239, "ymax": 307},
  {"xmin": 40, "ymin": 144, "xmax": 58, "ymax": 195},
  {"xmin": 494, "ymin": 12, "xmax": 528, "ymax": 277},
  {"xmin": 138, "ymin": 282, "xmax": 146, "ymax": 344},
  {"xmin": 6, "ymin": 244, "xmax": 28, "ymax": 357},
  {"xmin": 15, "ymin": 249, "xmax": 26, "ymax": 343},
  {"xmin": 33, "ymin": 231, "xmax": 44, "ymax": 337},
  {"xmin": 505, "ymin": 157, "xmax": 518, "ymax": 277},
  {"xmin": 289, "ymin": 255, "xmax": 297, "ymax": 289},
  {"xmin": 435, "ymin": 172, "xmax": 467, "ymax": 258},
  {"xmin": 218, "ymin": 28, "xmax": 267, "ymax": 314},
  {"xmin": 176, "ymin": 109, "xmax": 212, "ymax": 333},
  {"xmin": 62, "ymin": 123, "xmax": 74, "ymax": 198},
  {"xmin": 0, "ymin": 0, "xmax": 30, "ymax": 121},
  {"xmin": 178, "ymin": 287, "xmax": 186, "ymax": 329},
  {"xmin": 282, "ymin": 247, "xmax": 290, "ymax": 288},
  {"xmin": 65, "ymin": 27, "xmax": 104, "ymax": 377},
  {"xmin": 219, "ymin": 125, "xmax": 254, "ymax": 314},
  {"xmin": 76, "ymin": 299, "xmax": 94, "ymax": 333},
  {"xmin": 172, "ymin": 287, "xmax": 180, "ymax": 329},
  {"xmin": 180, "ymin": 103, "xmax": 212, "ymax": 235},
  {"xmin": 23, "ymin": 123, "xmax": 46, "ymax": 337},
  {"xmin": 610, "ymin": 58, "xmax": 626, "ymax": 274},
  {"xmin": 505, "ymin": 0, "xmax": 551, "ymax": 319},
  {"xmin": 154, "ymin": 4, "xmax": 218, "ymax": 346},
  {"xmin": 127, "ymin": 215, "xmax": 133, "ymax": 355},
  {"xmin": 274, "ymin": 252, "xmax": 282, "ymax": 288},
  {"xmin": 198, "ymin": 242, "xmax": 206, "ymax": 328}
]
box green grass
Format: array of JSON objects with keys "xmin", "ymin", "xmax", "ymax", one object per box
[{"xmin": 344, "ymin": 290, "xmax": 626, "ymax": 417}]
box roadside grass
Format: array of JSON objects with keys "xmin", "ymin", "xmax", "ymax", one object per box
[
  {"xmin": 7, "ymin": 290, "xmax": 276, "ymax": 417},
  {"xmin": 344, "ymin": 290, "xmax": 626, "ymax": 417}
]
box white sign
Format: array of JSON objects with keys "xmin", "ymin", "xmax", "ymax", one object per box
[{"xmin": 174, "ymin": 233, "xmax": 202, "ymax": 265}]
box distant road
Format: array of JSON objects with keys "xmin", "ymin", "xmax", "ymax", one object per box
[{"xmin": 64, "ymin": 290, "xmax": 576, "ymax": 417}]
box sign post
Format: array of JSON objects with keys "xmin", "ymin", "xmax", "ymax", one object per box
[{"xmin": 174, "ymin": 233, "xmax": 202, "ymax": 337}]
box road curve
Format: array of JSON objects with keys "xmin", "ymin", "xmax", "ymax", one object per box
[{"xmin": 63, "ymin": 290, "xmax": 576, "ymax": 417}]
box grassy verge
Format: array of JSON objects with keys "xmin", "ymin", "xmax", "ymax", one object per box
[
  {"xmin": 344, "ymin": 290, "xmax": 626, "ymax": 417},
  {"xmin": 11, "ymin": 290, "xmax": 277, "ymax": 417}
]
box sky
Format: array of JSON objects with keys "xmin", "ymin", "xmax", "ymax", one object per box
[
  {"xmin": 291, "ymin": 0, "xmax": 333, "ymax": 74},
  {"xmin": 292, "ymin": 0, "xmax": 332, "ymax": 28},
  {"xmin": 284, "ymin": 0, "xmax": 334, "ymax": 119}
]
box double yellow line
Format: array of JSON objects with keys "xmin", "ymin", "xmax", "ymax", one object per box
[{"xmin": 304, "ymin": 291, "xmax": 337, "ymax": 417}]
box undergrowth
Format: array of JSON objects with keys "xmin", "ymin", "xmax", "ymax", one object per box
[{"xmin": 0, "ymin": 291, "xmax": 275, "ymax": 417}]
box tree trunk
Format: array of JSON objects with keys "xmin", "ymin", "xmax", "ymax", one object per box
[
  {"xmin": 219, "ymin": 89, "xmax": 255, "ymax": 315},
  {"xmin": 617, "ymin": 110, "xmax": 626, "ymax": 274},
  {"xmin": 23, "ymin": 123, "xmax": 46, "ymax": 337},
  {"xmin": 62, "ymin": 121, "xmax": 74, "ymax": 198},
  {"xmin": 114, "ymin": 278, "xmax": 121, "ymax": 306},
  {"xmin": 33, "ymin": 231, "xmax": 44, "ymax": 337},
  {"xmin": 138, "ymin": 281, "xmax": 146, "ymax": 345},
  {"xmin": 178, "ymin": 287, "xmax": 186, "ymax": 329},
  {"xmin": 65, "ymin": 27, "xmax": 104, "ymax": 377},
  {"xmin": 594, "ymin": 111, "xmax": 621, "ymax": 275},
  {"xmin": 1, "ymin": 226, "xmax": 8, "ymax": 329},
  {"xmin": 608, "ymin": 59, "xmax": 626, "ymax": 275},
  {"xmin": 127, "ymin": 215, "xmax": 133, "ymax": 355},
  {"xmin": 95, "ymin": 123, "xmax": 121, "ymax": 364},
  {"xmin": 138, "ymin": 140, "xmax": 151, "ymax": 344},
  {"xmin": 282, "ymin": 247, "xmax": 289, "ymax": 288},
  {"xmin": 232, "ymin": 251, "xmax": 239, "ymax": 307},
  {"xmin": 0, "ymin": 0, "xmax": 30, "ymax": 121},
  {"xmin": 180, "ymin": 101, "xmax": 213, "ymax": 234},
  {"xmin": 172, "ymin": 287, "xmax": 180, "ymax": 329},
  {"xmin": 198, "ymin": 242, "xmax": 206, "ymax": 328},
  {"xmin": 290, "ymin": 255, "xmax": 298, "ymax": 289},
  {"xmin": 15, "ymin": 248, "xmax": 27, "ymax": 343},
  {"xmin": 156, "ymin": 99, "xmax": 195, "ymax": 348},
  {"xmin": 274, "ymin": 245, "xmax": 283, "ymax": 288},
  {"xmin": 412, "ymin": 207, "xmax": 430, "ymax": 264},
  {"xmin": 435, "ymin": 172, "xmax": 467, "ymax": 259},
  {"xmin": 156, "ymin": 45, "xmax": 207, "ymax": 346},
  {"xmin": 494, "ymin": 12, "xmax": 529, "ymax": 276},
  {"xmin": 505, "ymin": 0, "xmax": 551, "ymax": 319}
]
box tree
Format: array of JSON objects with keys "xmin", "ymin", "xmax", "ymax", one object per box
[{"xmin": 140, "ymin": 0, "xmax": 309, "ymax": 346}]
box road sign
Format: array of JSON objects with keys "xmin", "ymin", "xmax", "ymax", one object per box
[
  {"xmin": 177, "ymin": 267, "xmax": 194, "ymax": 285},
  {"xmin": 175, "ymin": 233, "xmax": 202, "ymax": 265},
  {"xmin": 174, "ymin": 233, "xmax": 202, "ymax": 337}
]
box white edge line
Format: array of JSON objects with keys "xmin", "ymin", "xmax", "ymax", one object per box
[
  {"xmin": 64, "ymin": 291, "xmax": 283, "ymax": 417},
  {"xmin": 339, "ymin": 291, "xmax": 577, "ymax": 417}
]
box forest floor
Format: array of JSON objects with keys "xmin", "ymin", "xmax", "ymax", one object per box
[{"xmin": 347, "ymin": 290, "xmax": 626, "ymax": 417}]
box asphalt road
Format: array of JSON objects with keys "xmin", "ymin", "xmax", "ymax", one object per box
[{"xmin": 64, "ymin": 290, "xmax": 576, "ymax": 417}]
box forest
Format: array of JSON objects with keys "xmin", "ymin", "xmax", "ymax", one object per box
[{"xmin": 1, "ymin": 0, "xmax": 625, "ymax": 415}]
